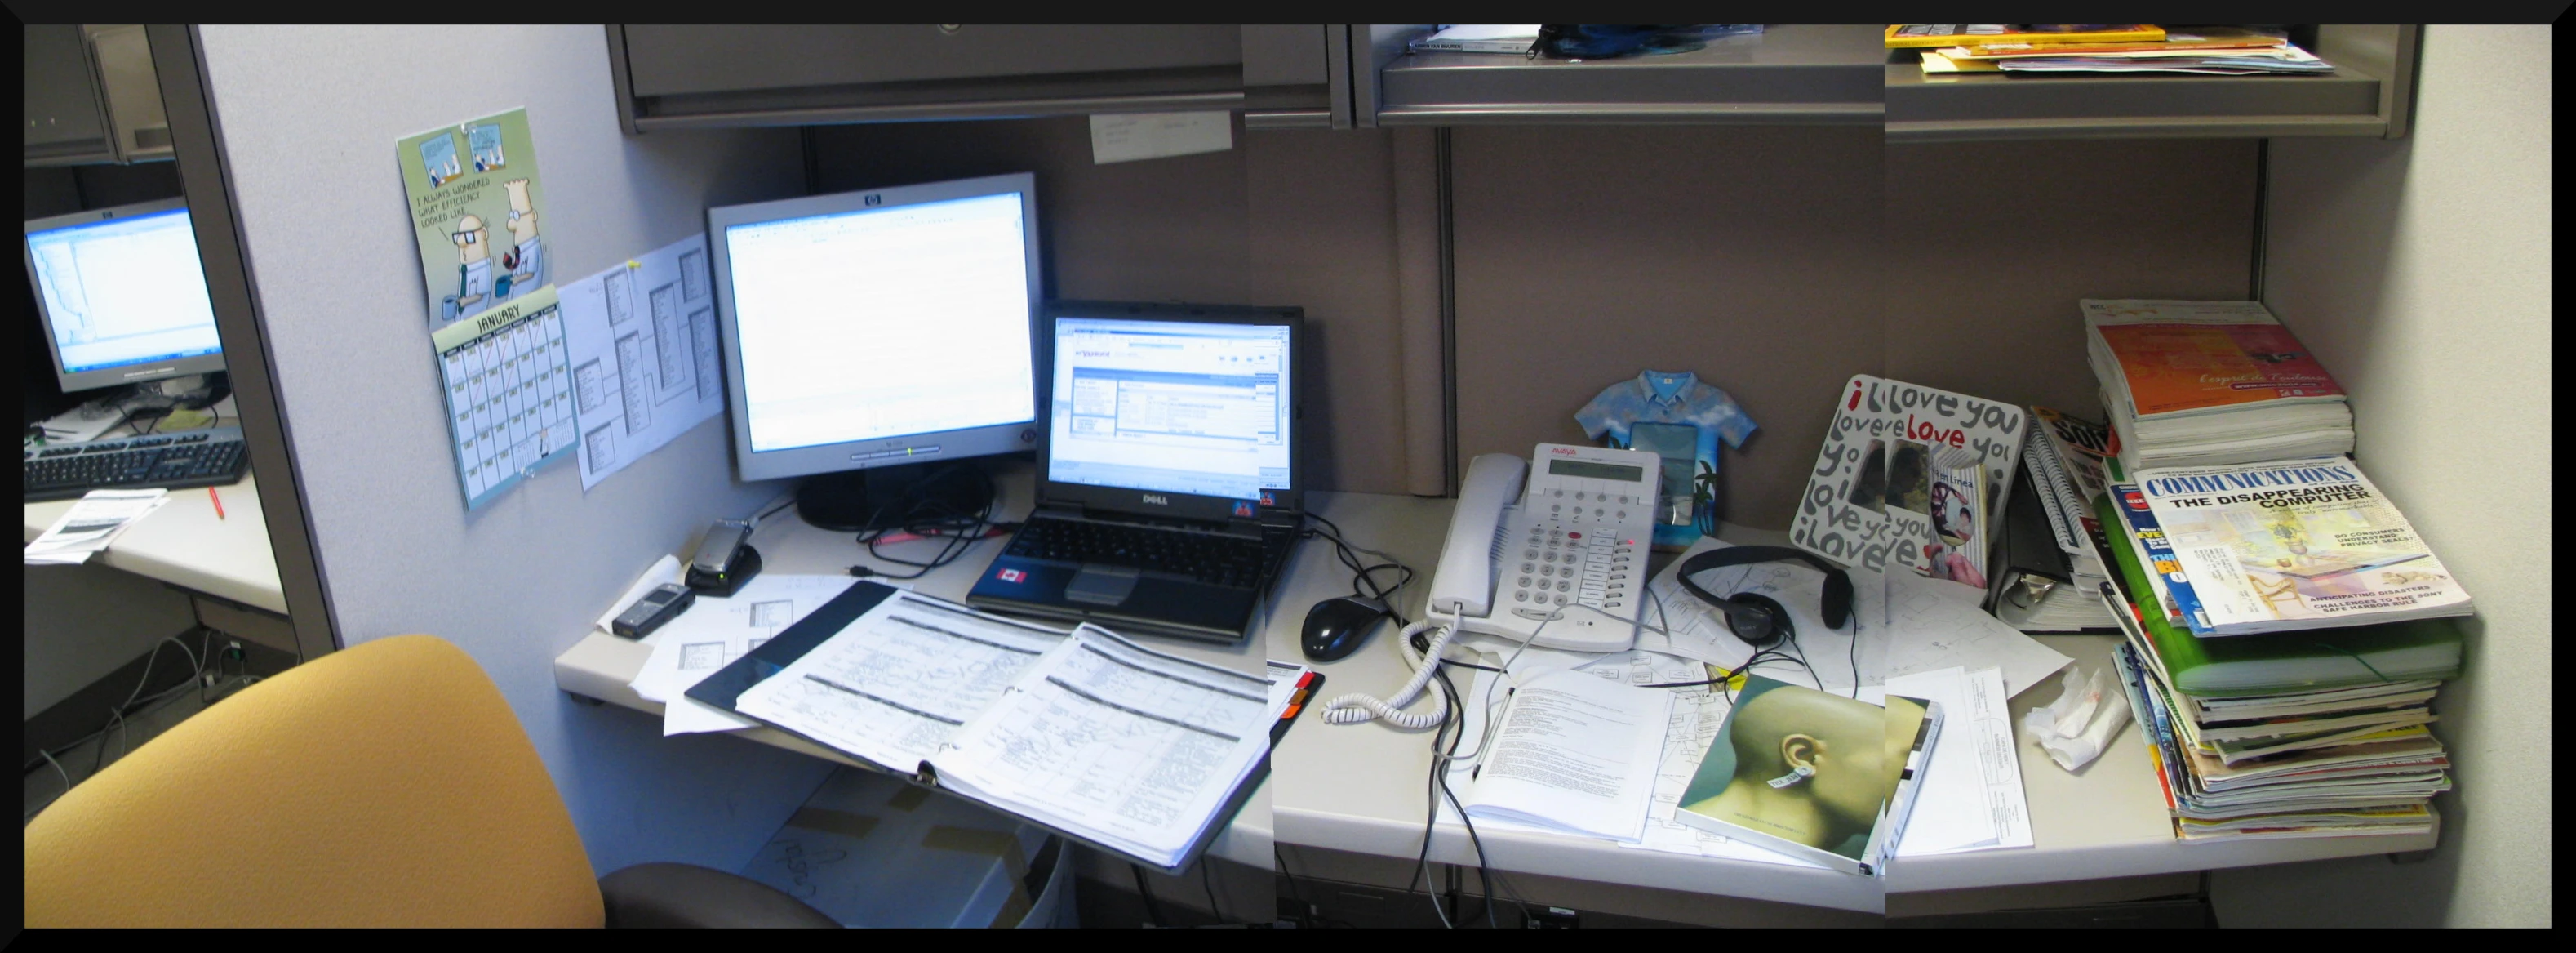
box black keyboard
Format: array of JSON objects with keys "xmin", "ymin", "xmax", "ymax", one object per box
[
  {"xmin": 24, "ymin": 426, "xmax": 250, "ymax": 502},
  {"xmin": 1006, "ymin": 517, "xmax": 1277, "ymax": 589}
]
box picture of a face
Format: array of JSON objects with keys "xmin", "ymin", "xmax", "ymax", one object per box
[
  {"xmin": 1885, "ymin": 441, "xmax": 1931, "ymax": 514},
  {"xmin": 1931, "ymin": 479, "xmax": 1974, "ymax": 546},
  {"xmin": 1680, "ymin": 679, "xmax": 1916, "ymax": 860},
  {"xmin": 1846, "ymin": 439, "xmax": 1887, "ymax": 514}
]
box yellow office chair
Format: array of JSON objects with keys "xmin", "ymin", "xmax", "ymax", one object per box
[{"xmin": 25, "ymin": 634, "xmax": 837, "ymax": 928}]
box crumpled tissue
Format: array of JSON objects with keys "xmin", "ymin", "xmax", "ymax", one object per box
[{"xmin": 2022, "ymin": 664, "xmax": 2132, "ymax": 772}]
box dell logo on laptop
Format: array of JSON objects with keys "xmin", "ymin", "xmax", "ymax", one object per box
[{"xmin": 1141, "ymin": 493, "xmax": 1169, "ymax": 505}]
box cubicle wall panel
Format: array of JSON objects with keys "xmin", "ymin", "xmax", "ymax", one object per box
[
  {"xmin": 806, "ymin": 119, "xmax": 1420, "ymax": 494},
  {"xmin": 808, "ymin": 118, "xmax": 1257, "ymax": 315},
  {"xmin": 193, "ymin": 25, "xmax": 829, "ymax": 875},
  {"xmin": 1448, "ymin": 125, "xmax": 1885, "ymax": 531},
  {"xmin": 1882, "ymin": 139, "xmax": 2258, "ymax": 418}
]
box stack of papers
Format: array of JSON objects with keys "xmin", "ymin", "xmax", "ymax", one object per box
[
  {"xmin": 26, "ymin": 489, "xmax": 169, "ymax": 565},
  {"xmin": 1921, "ymin": 28, "xmax": 2333, "ymax": 77}
]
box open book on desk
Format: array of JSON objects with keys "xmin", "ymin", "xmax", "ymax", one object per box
[{"xmin": 687, "ymin": 581, "xmax": 1292, "ymax": 872}]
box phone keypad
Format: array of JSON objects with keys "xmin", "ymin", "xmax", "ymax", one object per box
[{"xmin": 1508, "ymin": 519, "xmax": 1642, "ymax": 618}]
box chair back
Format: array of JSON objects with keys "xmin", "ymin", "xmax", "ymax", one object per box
[{"xmin": 26, "ymin": 635, "xmax": 604, "ymax": 927}]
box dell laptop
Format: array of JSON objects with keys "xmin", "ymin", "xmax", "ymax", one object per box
[{"xmin": 967, "ymin": 301, "xmax": 1304, "ymax": 643}]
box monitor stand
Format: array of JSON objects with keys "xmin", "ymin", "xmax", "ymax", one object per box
[{"xmin": 795, "ymin": 461, "xmax": 993, "ymax": 532}]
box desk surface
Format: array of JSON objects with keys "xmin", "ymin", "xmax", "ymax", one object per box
[
  {"xmin": 553, "ymin": 467, "xmax": 2435, "ymax": 910},
  {"xmin": 1263, "ymin": 492, "xmax": 2436, "ymax": 913},
  {"xmin": 551, "ymin": 460, "xmax": 1282, "ymax": 868},
  {"xmin": 24, "ymin": 470, "xmax": 285, "ymax": 615}
]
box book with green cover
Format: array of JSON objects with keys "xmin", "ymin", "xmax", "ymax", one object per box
[{"xmin": 2092, "ymin": 494, "xmax": 2463, "ymax": 697}]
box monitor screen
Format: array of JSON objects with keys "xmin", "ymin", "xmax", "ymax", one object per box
[
  {"xmin": 715, "ymin": 186, "xmax": 1039, "ymax": 478},
  {"xmin": 25, "ymin": 201, "xmax": 224, "ymax": 390},
  {"xmin": 1047, "ymin": 317, "xmax": 1293, "ymax": 501}
]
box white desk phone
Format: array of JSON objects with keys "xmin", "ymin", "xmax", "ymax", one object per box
[
  {"xmin": 1321, "ymin": 443, "xmax": 1663, "ymax": 727},
  {"xmin": 1428, "ymin": 443, "xmax": 1663, "ymax": 653}
]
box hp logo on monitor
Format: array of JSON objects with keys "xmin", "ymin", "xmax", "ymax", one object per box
[{"xmin": 864, "ymin": 194, "xmax": 882, "ymax": 207}]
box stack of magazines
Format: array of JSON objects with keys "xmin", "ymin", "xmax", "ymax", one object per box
[
  {"xmin": 2095, "ymin": 492, "xmax": 2459, "ymax": 841},
  {"xmin": 2084, "ymin": 300, "xmax": 2355, "ymax": 474},
  {"xmin": 2065, "ymin": 293, "xmax": 2470, "ymax": 843}
]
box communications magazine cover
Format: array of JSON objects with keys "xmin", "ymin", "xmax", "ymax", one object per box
[{"xmin": 2132, "ymin": 457, "xmax": 2472, "ymax": 635}]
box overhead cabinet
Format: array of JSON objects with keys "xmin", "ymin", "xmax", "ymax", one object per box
[
  {"xmin": 26, "ymin": 24, "xmax": 173, "ymax": 166},
  {"xmin": 609, "ymin": 24, "xmax": 1275, "ymax": 131},
  {"xmin": 1352, "ymin": 24, "xmax": 1885, "ymax": 127},
  {"xmin": 1885, "ymin": 25, "xmax": 2420, "ymax": 142}
]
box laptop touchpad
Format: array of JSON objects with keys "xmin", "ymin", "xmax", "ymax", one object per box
[{"xmin": 1064, "ymin": 564, "xmax": 1142, "ymax": 606}]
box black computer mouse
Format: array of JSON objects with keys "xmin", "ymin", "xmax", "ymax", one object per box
[{"xmin": 1300, "ymin": 595, "xmax": 1390, "ymax": 663}]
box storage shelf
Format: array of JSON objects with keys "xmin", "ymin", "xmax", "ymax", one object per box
[
  {"xmin": 1370, "ymin": 24, "xmax": 1884, "ymax": 126},
  {"xmin": 1885, "ymin": 26, "xmax": 2417, "ymax": 143}
]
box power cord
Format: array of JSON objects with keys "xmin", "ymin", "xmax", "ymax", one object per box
[
  {"xmin": 1302, "ymin": 513, "xmax": 1415, "ymax": 623},
  {"xmin": 842, "ymin": 465, "xmax": 1010, "ymax": 582},
  {"xmin": 1131, "ymin": 862, "xmax": 1166, "ymax": 928}
]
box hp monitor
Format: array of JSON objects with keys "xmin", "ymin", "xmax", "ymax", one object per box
[
  {"xmin": 24, "ymin": 198, "xmax": 226, "ymax": 393},
  {"xmin": 707, "ymin": 173, "xmax": 1042, "ymax": 523}
]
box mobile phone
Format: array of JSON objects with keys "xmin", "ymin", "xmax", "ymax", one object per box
[{"xmin": 612, "ymin": 583, "xmax": 696, "ymax": 639}]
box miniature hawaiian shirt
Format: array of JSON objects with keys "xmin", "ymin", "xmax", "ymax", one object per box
[{"xmin": 1575, "ymin": 370, "xmax": 1757, "ymax": 546}]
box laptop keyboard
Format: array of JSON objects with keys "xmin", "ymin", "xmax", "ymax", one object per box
[{"xmin": 1007, "ymin": 517, "xmax": 1272, "ymax": 589}]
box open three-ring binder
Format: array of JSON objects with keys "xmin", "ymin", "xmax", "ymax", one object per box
[{"xmin": 688, "ymin": 581, "xmax": 1308, "ymax": 873}]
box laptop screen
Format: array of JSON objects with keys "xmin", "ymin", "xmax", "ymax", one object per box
[{"xmin": 1048, "ymin": 316, "xmax": 1293, "ymax": 503}]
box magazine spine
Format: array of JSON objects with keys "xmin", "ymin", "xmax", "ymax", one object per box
[{"xmin": 2113, "ymin": 486, "xmax": 2216, "ymax": 635}]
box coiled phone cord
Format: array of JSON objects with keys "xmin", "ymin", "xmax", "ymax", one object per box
[{"xmin": 1320, "ymin": 615, "xmax": 1460, "ymax": 728}]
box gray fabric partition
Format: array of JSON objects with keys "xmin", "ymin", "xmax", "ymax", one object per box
[{"xmin": 194, "ymin": 25, "xmax": 828, "ymax": 875}]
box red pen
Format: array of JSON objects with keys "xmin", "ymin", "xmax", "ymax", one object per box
[{"xmin": 208, "ymin": 487, "xmax": 226, "ymax": 520}]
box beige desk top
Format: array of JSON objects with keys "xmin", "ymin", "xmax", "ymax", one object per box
[
  {"xmin": 553, "ymin": 467, "xmax": 2434, "ymax": 910},
  {"xmin": 24, "ymin": 470, "xmax": 285, "ymax": 614},
  {"xmin": 550, "ymin": 461, "xmax": 1278, "ymax": 868},
  {"xmin": 1262, "ymin": 492, "xmax": 2434, "ymax": 912}
]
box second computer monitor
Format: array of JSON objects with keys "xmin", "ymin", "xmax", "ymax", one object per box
[
  {"xmin": 706, "ymin": 173, "xmax": 1042, "ymax": 483},
  {"xmin": 24, "ymin": 198, "xmax": 226, "ymax": 393}
]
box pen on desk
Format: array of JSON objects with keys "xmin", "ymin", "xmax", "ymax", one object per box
[{"xmin": 208, "ymin": 487, "xmax": 226, "ymax": 520}]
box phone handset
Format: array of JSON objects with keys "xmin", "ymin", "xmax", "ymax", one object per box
[
  {"xmin": 1427, "ymin": 453, "xmax": 1529, "ymax": 619},
  {"xmin": 1323, "ymin": 453, "xmax": 1526, "ymax": 729}
]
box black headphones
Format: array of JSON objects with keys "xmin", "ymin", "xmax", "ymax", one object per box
[{"xmin": 1672, "ymin": 546, "xmax": 1854, "ymax": 650}]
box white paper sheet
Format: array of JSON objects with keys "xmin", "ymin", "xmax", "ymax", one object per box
[
  {"xmin": 1877, "ymin": 571, "xmax": 2072, "ymax": 698},
  {"xmin": 628, "ymin": 574, "xmax": 859, "ymax": 735},
  {"xmin": 923, "ymin": 626, "xmax": 1274, "ymax": 867},
  {"xmin": 1890, "ymin": 666, "xmax": 2035, "ymax": 856},
  {"xmin": 1641, "ymin": 537, "xmax": 2072, "ymax": 699},
  {"xmin": 731, "ymin": 590, "xmax": 1066, "ymax": 759},
  {"xmin": 1089, "ymin": 111, "xmax": 1232, "ymax": 164},
  {"xmin": 1454, "ymin": 667, "xmax": 1670, "ymax": 844},
  {"xmin": 559, "ymin": 234, "xmax": 724, "ymax": 491},
  {"xmin": 26, "ymin": 489, "xmax": 168, "ymax": 564}
]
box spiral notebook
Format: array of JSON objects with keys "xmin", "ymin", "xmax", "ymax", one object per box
[{"xmin": 687, "ymin": 581, "xmax": 1300, "ymax": 872}]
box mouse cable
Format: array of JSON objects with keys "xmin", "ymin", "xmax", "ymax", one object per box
[{"xmin": 1301, "ymin": 513, "xmax": 1415, "ymax": 625}]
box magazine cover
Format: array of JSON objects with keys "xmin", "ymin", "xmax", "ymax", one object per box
[
  {"xmin": 1675, "ymin": 675, "xmax": 1938, "ymax": 875},
  {"xmin": 1792, "ymin": 375, "xmax": 2026, "ymax": 587},
  {"xmin": 2133, "ymin": 457, "xmax": 2473, "ymax": 634},
  {"xmin": 2081, "ymin": 300, "xmax": 2346, "ymax": 418}
]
